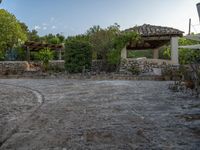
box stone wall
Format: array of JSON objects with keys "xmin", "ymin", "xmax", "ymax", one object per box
[
  {"xmin": 0, "ymin": 61, "xmax": 29, "ymax": 75},
  {"xmin": 28, "ymin": 60, "xmax": 65, "ymax": 71},
  {"xmin": 120, "ymin": 58, "xmax": 179, "ymax": 76},
  {"xmin": 49, "ymin": 60, "xmax": 65, "ymax": 71},
  {"xmin": 91, "ymin": 60, "xmax": 106, "ymax": 73},
  {"xmin": 0, "ymin": 59, "xmax": 180, "ymax": 78},
  {"xmin": 0, "ymin": 61, "xmax": 65, "ymax": 75}
]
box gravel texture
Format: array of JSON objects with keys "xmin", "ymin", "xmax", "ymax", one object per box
[{"xmin": 0, "ymin": 79, "xmax": 199, "ymax": 150}]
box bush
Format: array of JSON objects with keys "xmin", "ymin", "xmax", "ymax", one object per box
[
  {"xmin": 36, "ymin": 48, "xmax": 54, "ymax": 71},
  {"xmin": 128, "ymin": 50, "xmax": 153, "ymax": 58},
  {"xmin": 0, "ymin": 50, "xmax": 5, "ymax": 61},
  {"xmin": 15, "ymin": 46, "xmax": 26, "ymax": 61},
  {"xmin": 87, "ymin": 25, "xmax": 140, "ymax": 72},
  {"xmin": 128, "ymin": 65, "xmax": 140, "ymax": 75},
  {"xmin": 65, "ymin": 38, "xmax": 92, "ymax": 73}
]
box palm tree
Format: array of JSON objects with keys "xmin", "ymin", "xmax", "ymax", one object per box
[{"xmin": 0, "ymin": 0, "xmax": 2, "ymax": 4}]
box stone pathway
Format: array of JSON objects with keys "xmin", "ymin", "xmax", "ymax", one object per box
[{"xmin": 0, "ymin": 79, "xmax": 199, "ymax": 150}]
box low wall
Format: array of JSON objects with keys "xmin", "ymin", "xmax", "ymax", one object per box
[
  {"xmin": 91, "ymin": 60, "xmax": 106, "ymax": 73},
  {"xmin": 120, "ymin": 58, "xmax": 178, "ymax": 75},
  {"xmin": 0, "ymin": 61, "xmax": 65, "ymax": 75},
  {"xmin": 0, "ymin": 61, "xmax": 29, "ymax": 75},
  {"xmin": 0, "ymin": 59, "xmax": 181, "ymax": 79},
  {"xmin": 48, "ymin": 60, "xmax": 65, "ymax": 72}
]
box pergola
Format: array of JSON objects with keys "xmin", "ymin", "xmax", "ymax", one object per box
[
  {"xmin": 121, "ymin": 24, "xmax": 184, "ymax": 64},
  {"xmin": 24, "ymin": 41, "xmax": 65, "ymax": 62}
]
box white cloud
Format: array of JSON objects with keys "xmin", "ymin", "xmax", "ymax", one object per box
[
  {"xmin": 43, "ymin": 26, "xmax": 47, "ymax": 30},
  {"xmin": 42, "ymin": 23, "xmax": 48, "ymax": 26},
  {"xmin": 52, "ymin": 25, "xmax": 56, "ymax": 29},
  {"xmin": 34, "ymin": 25, "xmax": 41, "ymax": 30}
]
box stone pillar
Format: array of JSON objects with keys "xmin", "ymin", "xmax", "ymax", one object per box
[
  {"xmin": 121, "ymin": 46, "xmax": 127, "ymax": 59},
  {"xmin": 171, "ymin": 37, "xmax": 179, "ymax": 65},
  {"xmin": 153, "ymin": 48, "xmax": 159, "ymax": 59}
]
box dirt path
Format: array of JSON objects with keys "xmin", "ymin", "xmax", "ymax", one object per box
[{"xmin": 0, "ymin": 79, "xmax": 199, "ymax": 150}]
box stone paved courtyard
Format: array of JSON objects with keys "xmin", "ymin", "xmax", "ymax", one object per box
[{"xmin": 0, "ymin": 79, "xmax": 200, "ymax": 150}]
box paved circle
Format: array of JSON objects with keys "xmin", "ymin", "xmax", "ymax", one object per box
[{"xmin": 0, "ymin": 84, "xmax": 43, "ymax": 146}]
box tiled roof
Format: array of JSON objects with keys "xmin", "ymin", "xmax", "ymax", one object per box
[{"xmin": 125, "ymin": 24, "xmax": 184, "ymax": 37}]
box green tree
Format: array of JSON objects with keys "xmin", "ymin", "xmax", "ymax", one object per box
[
  {"xmin": 19, "ymin": 22, "xmax": 29, "ymax": 36},
  {"xmin": 87, "ymin": 24, "xmax": 120, "ymax": 60},
  {"xmin": 162, "ymin": 37, "xmax": 200, "ymax": 64},
  {"xmin": 105, "ymin": 31, "xmax": 140, "ymax": 72},
  {"xmin": 87, "ymin": 24, "xmax": 140, "ymax": 71},
  {"xmin": 56, "ymin": 33, "xmax": 65, "ymax": 43},
  {"xmin": 40, "ymin": 33, "xmax": 65, "ymax": 44},
  {"xmin": 86, "ymin": 25, "xmax": 101, "ymax": 36},
  {"xmin": 0, "ymin": 9, "xmax": 27, "ymax": 52},
  {"xmin": 49, "ymin": 37, "xmax": 60, "ymax": 44},
  {"xmin": 178, "ymin": 37, "xmax": 200, "ymax": 64},
  {"xmin": 28, "ymin": 30, "xmax": 40, "ymax": 42},
  {"xmin": 42, "ymin": 34, "xmax": 55, "ymax": 43},
  {"xmin": 65, "ymin": 36, "xmax": 92, "ymax": 73}
]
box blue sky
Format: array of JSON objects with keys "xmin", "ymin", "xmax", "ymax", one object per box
[{"xmin": 1, "ymin": 0, "xmax": 200, "ymax": 36}]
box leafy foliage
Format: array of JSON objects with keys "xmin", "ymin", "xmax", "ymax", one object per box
[
  {"xmin": 0, "ymin": 50, "xmax": 5, "ymax": 61},
  {"xmin": 161, "ymin": 37, "xmax": 200, "ymax": 64},
  {"xmin": 107, "ymin": 31, "xmax": 140, "ymax": 65},
  {"xmin": 15, "ymin": 46, "xmax": 26, "ymax": 61},
  {"xmin": 65, "ymin": 36, "xmax": 92, "ymax": 73},
  {"xmin": 87, "ymin": 24, "xmax": 140, "ymax": 71},
  {"xmin": 0, "ymin": 9, "xmax": 27, "ymax": 52},
  {"xmin": 28, "ymin": 30, "xmax": 40, "ymax": 42},
  {"xmin": 36, "ymin": 48, "xmax": 54, "ymax": 71},
  {"xmin": 128, "ymin": 50, "xmax": 153, "ymax": 58},
  {"xmin": 87, "ymin": 25, "xmax": 117, "ymax": 60},
  {"xmin": 159, "ymin": 46, "xmax": 171, "ymax": 60},
  {"xmin": 128, "ymin": 65, "xmax": 141, "ymax": 75},
  {"xmin": 178, "ymin": 37, "xmax": 200, "ymax": 64}
]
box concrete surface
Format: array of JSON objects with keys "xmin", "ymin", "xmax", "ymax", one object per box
[{"xmin": 0, "ymin": 79, "xmax": 199, "ymax": 150}]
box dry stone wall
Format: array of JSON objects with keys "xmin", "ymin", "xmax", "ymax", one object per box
[
  {"xmin": 0, "ymin": 61, "xmax": 65, "ymax": 75},
  {"xmin": 0, "ymin": 61, "xmax": 29, "ymax": 75},
  {"xmin": 120, "ymin": 58, "xmax": 179, "ymax": 76},
  {"xmin": 0, "ymin": 59, "xmax": 180, "ymax": 79}
]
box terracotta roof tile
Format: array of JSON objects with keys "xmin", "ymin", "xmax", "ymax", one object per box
[{"xmin": 125, "ymin": 24, "xmax": 184, "ymax": 37}]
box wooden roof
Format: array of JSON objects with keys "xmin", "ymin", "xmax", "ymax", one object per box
[
  {"xmin": 124, "ymin": 24, "xmax": 184, "ymax": 50},
  {"xmin": 24, "ymin": 41, "xmax": 64, "ymax": 51}
]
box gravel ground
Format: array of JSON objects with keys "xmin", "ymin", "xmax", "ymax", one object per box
[{"xmin": 0, "ymin": 79, "xmax": 200, "ymax": 150}]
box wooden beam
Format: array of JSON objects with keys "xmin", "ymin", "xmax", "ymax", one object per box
[{"xmin": 142, "ymin": 36, "xmax": 171, "ymax": 41}]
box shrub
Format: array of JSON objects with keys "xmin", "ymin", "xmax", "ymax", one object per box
[
  {"xmin": 87, "ymin": 24, "xmax": 140, "ymax": 72},
  {"xmin": 14, "ymin": 46, "xmax": 26, "ymax": 61},
  {"xmin": 65, "ymin": 37, "xmax": 92, "ymax": 73},
  {"xmin": 36, "ymin": 48, "xmax": 54, "ymax": 71},
  {"xmin": 128, "ymin": 65, "xmax": 140, "ymax": 75},
  {"xmin": 0, "ymin": 50, "xmax": 5, "ymax": 61}
]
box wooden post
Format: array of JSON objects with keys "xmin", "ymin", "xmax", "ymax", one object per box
[
  {"xmin": 26, "ymin": 47, "xmax": 30, "ymax": 62},
  {"xmin": 59, "ymin": 49, "xmax": 62, "ymax": 60},
  {"xmin": 153, "ymin": 48, "xmax": 159, "ymax": 59}
]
